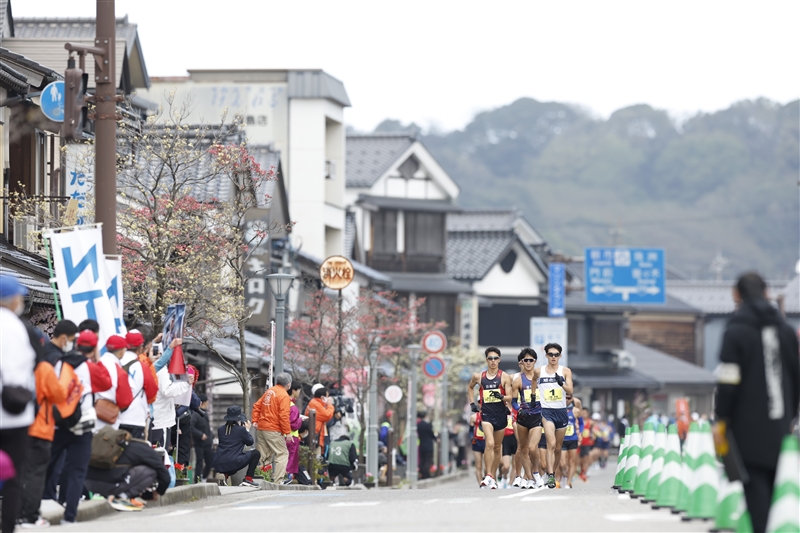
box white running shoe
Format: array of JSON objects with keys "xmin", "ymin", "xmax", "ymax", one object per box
[
  {"xmin": 535, "ymin": 474, "xmax": 544, "ymax": 488},
  {"xmin": 491, "ymin": 477, "xmax": 499, "ymax": 490},
  {"xmin": 526, "ymin": 479, "xmax": 536, "ymax": 489},
  {"xmin": 480, "ymin": 475, "xmax": 492, "ymax": 488},
  {"xmin": 512, "ymin": 476, "xmax": 523, "ymax": 488}
]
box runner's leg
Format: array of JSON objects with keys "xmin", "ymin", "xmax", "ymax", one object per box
[
  {"xmin": 554, "ymin": 428, "xmax": 566, "ymax": 475},
  {"xmin": 529, "ymin": 426, "xmax": 542, "ymax": 478},
  {"xmin": 481, "ymin": 422, "xmax": 497, "ymax": 480},
  {"xmin": 516, "ymin": 425, "xmax": 532, "ymax": 479},
  {"xmin": 543, "ymin": 418, "xmax": 557, "ymax": 473}
]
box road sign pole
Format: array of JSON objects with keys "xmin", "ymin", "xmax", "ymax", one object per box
[
  {"xmin": 367, "ymin": 349, "xmax": 379, "ymax": 485},
  {"xmin": 407, "ymin": 344, "xmax": 421, "ymax": 487},
  {"xmin": 94, "ymin": 0, "xmax": 117, "ymax": 254},
  {"xmin": 439, "ymin": 359, "xmax": 449, "ymax": 475}
]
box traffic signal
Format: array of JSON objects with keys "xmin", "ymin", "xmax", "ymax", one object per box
[{"xmin": 63, "ymin": 59, "xmax": 87, "ymax": 142}]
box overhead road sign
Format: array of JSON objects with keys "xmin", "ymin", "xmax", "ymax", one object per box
[{"xmin": 585, "ymin": 247, "xmax": 665, "ymax": 304}]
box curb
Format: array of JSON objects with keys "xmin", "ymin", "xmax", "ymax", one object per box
[
  {"xmin": 415, "ymin": 469, "xmax": 470, "ymax": 489},
  {"xmin": 258, "ymin": 480, "xmax": 321, "ymax": 491},
  {"xmin": 41, "ymin": 483, "xmax": 222, "ymax": 525}
]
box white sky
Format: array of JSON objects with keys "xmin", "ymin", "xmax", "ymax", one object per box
[{"xmin": 11, "ymin": 0, "xmax": 800, "ymax": 132}]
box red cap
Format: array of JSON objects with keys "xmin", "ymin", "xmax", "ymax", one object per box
[
  {"xmin": 106, "ymin": 335, "xmax": 128, "ymax": 351},
  {"xmin": 126, "ymin": 331, "xmax": 144, "ymax": 349},
  {"xmin": 76, "ymin": 330, "xmax": 98, "ymax": 348}
]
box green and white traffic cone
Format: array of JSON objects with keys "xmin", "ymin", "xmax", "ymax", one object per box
[
  {"xmin": 644, "ymin": 425, "xmax": 666, "ymax": 503},
  {"xmin": 633, "ymin": 421, "xmax": 656, "ymax": 498},
  {"xmin": 712, "ymin": 469, "xmax": 745, "ymax": 532},
  {"xmin": 685, "ymin": 423, "xmax": 718, "ymax": 521},
  {"xmin": 654, "ymin": 424, "xmax": 683, "ymax": 509},
  {"xmin": 613, "ymin": 427, "xmax": 630, "ymax": 490},
  {"xmin": 737, "ymin": 510, "xmax": 753, "ymax": 533},
  {"xmin": 673, "ymin": 421, "xmax": 700, "ymax": 515},
  {"xmin": 622, "ymin": 424, "xmax": 641, "ymax": 493},
  {"xmin": 765, "ymin": 435, "xmax": 800, "ymax": 533}
]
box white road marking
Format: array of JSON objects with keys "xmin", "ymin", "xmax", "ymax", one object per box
[
  {"xmin": 233, "ymin": 505, "xmax": 286, "ymax": 510},
  {"xmin": 422, "ymin": 499, "xmax": 440, "ymax": 505},
  {"xmin": 202, "ymin": 493, "xmax": 281, "ymax": 510},
  {"xmin": 445, "ymin": 498, "xmax": 479, "ymax": 504},
  {"xmin": 604, "ymin": 514, "xmax": 681, "ymax": 522},
  {"xmin": 163, "ymin": 510, "xmax": 194, "ymax": 517},
  {"xmin": 499, "ymin": 487, "xmax": 545, "ymax": 499},
  {"xmin": 520, "ymin": 495, "xmax": 571, "ymax": 502},
  {"xmin": 329, "ymin": 501, "xmax": 382, "ymax": 508}
]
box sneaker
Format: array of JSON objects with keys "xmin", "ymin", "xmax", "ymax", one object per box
[
  {"xmin": 108, "ymin": 496, "xmax": 142, "ymax": 512},
  {"xmin": 534, "ymin": 473, "xmax": 544, "ymax": 488},
  {"xmin": 546, "ymin": 474, "xmax": 556, "ymax": 489},
  {"xmin": 489, "ymin": 477, "xmax": 498, "ymax": 490},
  {"xmin": 564, "ymin": 481, "xmax": 572, "ymax": 489},
  {"xmin": 555, "ymin": 477, "xmax": 561, "ymax": 488},
  {"xmin": 579, "ymin": 471, "xmax": 588, "ymax": 482},
  {"xmin": 18, "ymin": 517, "xmax": 51, "ymax": 529},
  {"xmin": 479, "ymin": 475, "xmax": 492, "ymax": 488},
  {"xmin": 526, "ymin": 479, "xmax": 536, "ymax": 489},
  {"xmin": 561, "ymin": 477, "xmax": 568, "ymax": 488},
  {"xmin": 240, "ymin": 478, "xmax": 260, "ymax": 488},
  {"xmin": 129, "ymin": 498, "xmax": 146, "ymax": 509},
  {"xmin": 512, "ymin": 476, "xmax": 523, "ymax": 488}
]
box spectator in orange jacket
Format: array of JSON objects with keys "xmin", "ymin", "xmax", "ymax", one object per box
[
  {"xmin": 305, "ymin": 384, "xmax": 335, "ymax": 455},
  {"xmin": 252, "ymin": 372, "xmax": 292, "ymax": 482},
  {"xmin": 18, "ymin": 321, "xmax": 78, "ymax": 527}
]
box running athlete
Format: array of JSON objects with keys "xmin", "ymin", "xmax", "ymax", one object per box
[
  {"xmin": 468, "ymin": 347, "xmax": 513, "ymax": 489},
  {"xmin": 558, "ymin": 395, "xmax": 582, "ymax": 488},
  {"xmin": 579, "ymin": 408, "xmax": 596, "ymax": 480},
  {"xmin": 537, "ymin": 342, "xmax": 573, "ymax": 489},
  {"xmin": 470, "ymin": 412, "xmax": 486, "ymax": 486},
  {"xmin": 595, "ymin": 417, "xmax": 612, "ymax": 468},
  {"xmin": 511, "ymin": 347, "xmax": 542, "ymax": 489},
  {"xmin": 500, "ymin": 411, "xmax": 517, "ymax": 488}
]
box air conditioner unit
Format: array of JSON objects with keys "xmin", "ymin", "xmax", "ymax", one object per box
[
  {"xmin": 13, "ymin": 216, "xmax": 37, "ymax": 252},
  {"xmin": 611, "ymin": 349, "xmax": 636, "ymax": 369}
]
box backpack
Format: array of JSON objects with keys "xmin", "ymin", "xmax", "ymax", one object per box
[
  {"xmin": 90, "ymin": 426, "xmax": 131, "ymax": 469},
  {"xmin": 52, "ymin": 361, "xmax": 84, "ymax": 430}
]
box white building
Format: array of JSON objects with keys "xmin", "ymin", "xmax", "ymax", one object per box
[{"xmin": 143, "ymin": 69, "xmax": 350, "ymax": 260}]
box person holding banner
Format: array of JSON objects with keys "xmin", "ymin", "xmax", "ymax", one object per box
[{"xmin": 150, "ymin": 339, "xmax": 190, "ymax": 450}]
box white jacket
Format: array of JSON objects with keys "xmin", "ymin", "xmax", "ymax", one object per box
[
  {"xmin": 0, "ymin": 308, "xmax": 36, "ymax": 429},
  {"xmin": 117, "ymin": 351, "xmax": 147, "ymax": 428},
  {"xmin": 151, "ymin": 366, "xmax": 190, "ymax": 430},
  {"xmin": 95, "ymin": 352, "xmax": 121, "ymax": 431}
]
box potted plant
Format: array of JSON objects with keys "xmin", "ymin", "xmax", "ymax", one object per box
[
  {"xmin": 174, "ymin": 463, "xmax": 189, "ymax": 486},
  {"xmin": 318, "ymin": 474, "xmax": 332, "ymax": 489},
  {"xmin": 256, "ymin": 464, "xmax": 273, "ymax": 483}
]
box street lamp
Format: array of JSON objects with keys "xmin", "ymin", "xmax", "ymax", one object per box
[
  {"xmin": 267, "ymin": 272, "xmax": 295, "ymax": 376},
  {"xmin": 367, "ymin": 347, "xmax": 379, "ymax": 484},
  {"xmin": 407, "ymin": 344, "xmax": 421, "ymax": 487}
]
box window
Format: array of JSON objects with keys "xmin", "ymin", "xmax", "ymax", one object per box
[
  {"xmin": 593, "ymin": 320, "xmax": 623, "ymax": 351},
  {"xmin": 418, "ymin": 294, "xmax": 456, "ymax": 337},
  {"xmin": 371, "ymin": 210, "xmax": 397, "ymax": 254},
  {"xmin": 405, "ymin": 212, "xmax": 444, "ymax": 256}
]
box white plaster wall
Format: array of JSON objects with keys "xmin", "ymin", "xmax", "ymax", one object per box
[{"xmin": 472, "ymin": 243, "xmax": 544, "ymax": 297}]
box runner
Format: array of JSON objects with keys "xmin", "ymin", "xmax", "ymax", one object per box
[
  {"xmin": 558, "ymin": 395, "xmax": 582, "ymax": 488},
  {"xmin": 500, "ymin": 411, "xmax": 517, "ymax": 488},
  {"xmin": 511, "ymin": 347, "xmax": 542, "ymax": 489},
  {"xmin": 579, "ymin": 407, "xmax": 596, "ymax": 481},
  {"xmin": 468, "ymin": 347, "xmax": 513, "ymax": 489},
  {"xmin": 537, "ymin": 430, "xmax": 547, "ymax": 488},
  {"xmin": 469, "ymin": 412, "xmax": 485, "ymax": 487},
  {"xmin": 594, "ymin": 415, "xmax": 612, "ymax": 468},
  {"xmin": 537, "ymin": 342, "xmax": 573, "ymax": 489}
]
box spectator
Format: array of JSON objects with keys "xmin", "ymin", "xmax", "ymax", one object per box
[
  {"xmin": 43, "ymin": 320, "xmax": 78, "ymax": 365},
  {"xmin": 214, "ymin": 406, "xmax": 260, "ymax": 487},
  {"xmin": 94, "ymin": 335, "xmax": 134, "ymax": 431},
  {"xmin": 417, "ymin": 410, "xmax": 438, "ymax": 480},
  {"xmin": 192, "ymin": 393, "xmax": 214, "ymax": 483},
  {"xmin": 329, "ymin": 408, "xmax": 349, "ymax": 442},
  {"xmin": 286, "ymin": 382, "xmax": 303, "ymax": 482},
  {"xmin": 379, "ymin": 412, "xmax": 392, "ymax": 446},
  {"xmin": 252, "ymin": 372, "xmax": 292, "ymax": 483},
  {"xmin": 327, "ymin": 432, "xmax": 357, "ymax": 486},
  {"xmin": 305, "ymin": 384, "xmax": 334, "ymax": 455},
  {"xmin": 119, "ymin": 330, "xmax": 158, "ymax": 439},
  {"xmin": 43, "ymin": 330, "xmax": 112, "ymax": 526},
  {"xmin": 85, "ymin": 438, "xmax": 170, "ymax": 510},
  {"xmin": 174, "ymin": 365, "xmax": 201, "ymax": 468},
  {"xmin": 78, "ymin": 318, "xmax": 99, "ymax": 335},
  {"xmin": 0, "ymin": 275, "xmax": 38, "ymax": 532},
  {"xmin": 149, "ymin": 339, "xmax": 190, "ymax": 449}
]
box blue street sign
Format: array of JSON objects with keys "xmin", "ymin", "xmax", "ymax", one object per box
[
  {"xmin": 548, "ymin": 262, "xmax": 566, "ymax": 316},
  {"xmin": 422, "ymin": 355, "xmax": 445, "ymax": 379},
  {"xmin": 41, "ymin": 81, "xmax": 65, "ymax": 122},
  {"xmin": 585, "ymin": 248, "xmax": 666, "ymax": 304}
]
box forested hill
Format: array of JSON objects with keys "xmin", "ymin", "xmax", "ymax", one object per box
[{"xmin": 372, "ymin": 98, "xmax": 799, "ymax": 279}]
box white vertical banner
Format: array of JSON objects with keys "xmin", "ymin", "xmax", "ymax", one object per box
[
  {"xmin": 530, "ymin": 317, "xmax": 569, "ymax": 368},
  {"xmin": 47, "ymin": 226, "xmax": 116, "ymax": 350},
  {"xmin": 104, "ymin": 256, "xmax": 127, "ymax": 336},
  {"xmin": 64, "ymin": 144, "xmax": 94, "ymax": 226}
]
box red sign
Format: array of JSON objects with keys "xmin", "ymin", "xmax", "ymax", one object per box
[{"xmin": 421, "ymin": 330, "xmax": 447, "ymax": 355}]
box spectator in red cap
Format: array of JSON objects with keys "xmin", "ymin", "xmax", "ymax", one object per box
[
  {"xmin": 116, "ymin": 330, "xmax": 157, "ymax": 439},
  {"xmin": 43, "ymin": 329, "xmax": 112, "ymax": 525},
  {"xmin": 94, "ymin": 335, "xmax": 134, "ymax": 432}
]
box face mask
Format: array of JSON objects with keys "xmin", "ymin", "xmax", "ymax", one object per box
[{"xmin": 64, "ymin": 340, "xmax": 74, "ymax": 352}]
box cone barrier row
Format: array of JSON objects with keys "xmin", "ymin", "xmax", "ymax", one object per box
[
  {"xmin": 621, "ymin": 424, "xmax": 641, "ymax": 492},
  {"xmin": 765, "ymin": 435, "xmax": 799, "ymax": 533},
  {"xmin": 633, "ymin": 422, "xmax": 655, "ymax": 498},
  {"xmin": 653, "ymin": 423, "xmax": 683, "ymax": 509},
  {"xmin": 684, "ymin": 423, "xmax": 718, "ymax": 521},
  {"xmin": 711, "ymin": 470, "xmax": 745, "ymax": 532},
  {"xmin": 643, "ymin": 425, "xmax": 666, "ymax": 503},
  {"xmin": 613, "ymin": 427, "xmax": 630, "ymax": 490}
]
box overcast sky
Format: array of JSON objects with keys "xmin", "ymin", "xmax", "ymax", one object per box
[{"xmin": 12, "ymin": 0, "xmax": 800, "ymax": 132}]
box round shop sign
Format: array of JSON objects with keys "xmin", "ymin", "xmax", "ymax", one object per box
[
  {"xmin": 421, "ymin": 355, "xmax": 446, "ymax": 380},
  {"xmin": 421, "ymin": 330, "xmax": 447, "ymax": 355},
  {"xmin": 384, "ymin": 385, "xmax": 403, "ymax": 404},
  {"xmin": 319, "ymin": 255, "xmax": 354, "ymax": 290}
]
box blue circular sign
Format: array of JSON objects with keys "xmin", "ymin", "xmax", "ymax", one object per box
[
  {"xmin": 41, "ymin": 81, "xmax": 65, "ymax": 122},
  {"xmin": 422, "ymin": 355, "xmax": 446, "ymax": 379}
]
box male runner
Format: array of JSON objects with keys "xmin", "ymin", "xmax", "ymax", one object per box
[
  {"xmin": 511, "ymin": 348, "xmax": 542, "ymax": 489},
  {"xmin": 579, "ymin": 408, "xmax": 596, "ymax": 480},
  {"xmin": 537, "ymin": 342, "xmax": 573, "ymax": 489},
  {"xmin": 595, "ymin": 416, "xmax": 612, "ymax": 468},
  {"xmin": 500, "ymin": 412, "xmax": 517, "ymax": 488},
  {"xmin": 468, "ymin": 347, "xmax": 513, "ymax": 489},
  {"xmin": 558, "ymin": 395, "xmax": 582, "ymax": 488},
  {"xmin": 469, "ymin": 412, "xmax": 485, "ymax": 486}
]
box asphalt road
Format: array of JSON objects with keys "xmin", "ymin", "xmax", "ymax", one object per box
[{"xmin": 62, "ymin": 466, "xmax": 711, "ymax": 532}]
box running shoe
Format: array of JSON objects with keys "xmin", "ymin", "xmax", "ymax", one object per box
[
  {"xmin": 561, "ymin": 477, "xmax": 568, "ymax": 488},
  {"xmin": 579, "ymin": 471, "xmax": 588, "ymax": 482},
  {"xmin": 18, "ymin": 517, "xmax": 51, "ymax": 529},
  {"xmin": 534, "ymin": 474, "xmax": 544, "ymax": 488},
  {"xmin": 546, "ymin": 474, "xmax": 556, "ymax": 489},
  {"xmin": 129, "ymin": 498, "xmax": 146, "ymax": 508},
  {"xmin": 480, "ymin": 475, "xmax": 492, "ymax": 488},
  {"xmin": 526, "ymin": 479, "xmax": 536, "ymax": 489},
  {"xmin": 108, "ymin": 496, "xmax": 142, "ymax": 512},
  {"xmin": 489, "ymin": 477, "xmax": 499, "ymax": 490},
  {"xmin": 512, "ymin": 476, "xmax": 523, "ymax": 488},
  {"xmin": 555, "ymin": 477, "xmax": 561, "ymax": 488}
]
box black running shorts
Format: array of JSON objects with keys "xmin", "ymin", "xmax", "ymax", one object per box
[
  {"xmin": 541, "ymin": 408, "xmax": 569, "ymax": 430},
  {"xmin": 516, "ymin": 410, "xmax": 542, "ymax": 429},
  {"xmin": 480, "ymin": 411, "xmax": 507, "ymax": 432},
  {"xmin": 538, "ymin": 433, "xmax": 547, "ymax": 450},
  {"xmin": 580, "ymin": 445, "xmax": 593, "ymax": 458},
  {"xmin": 502, "ymin": 433, "xmax": 518, "ymax": 456},
  {"xmin": 561, "ymin": 439, "xmax": 578, "ymax": 451},
  {"xmin": 472, "ymin": 439, "xmax": 485, "ymax": 453}
]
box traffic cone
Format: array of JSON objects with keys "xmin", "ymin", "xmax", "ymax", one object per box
[
  {"xmin": 168, "ymin": 343, "xmax": 187, "ymax": 374},
  {"xmin": 622, "ymin": 425, "xmax": 640, "ymax": 493},
  {"xmin": 673, "ymin": 421, "xmax": 701, "ymax": 515},
  {"xmin": 644, "ymin": 425, "xmax": 666, "ymax": 503},
  {"xmin": 613, "ymin": 427, "xmax": 631, "ymax": 490},
  {"xmin": 633, "ymin": 421, "xmax": 655, "ymax": 498},
  {"xmin": 765, "ymin": 435, "xmax": 800, "ymax": 533},
  {"xmin": 654, "ymin": 424, "xmax": 683, "ymax": 509},
  {"xmin": 712, "ymin": 469, "xmax": 745, "ymax": 532},
  {"xmin": 737, "ymin": 510, "xmax": 753, "ymax": 533},
  {"xmin": 685, "ymin": 423, "xmax": 718, "ymax": 521}
]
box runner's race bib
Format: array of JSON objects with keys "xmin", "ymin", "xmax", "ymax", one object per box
[
  {"xmin": 545, "ymin": 388, "xmax": 563, "ymax": 402},
  {"xmin": 482, "ymin": 389, "xmax": 503, "ymax": 403},
  {"xmin": 523, "ymin": 389, "xmax": 532, "ymax": 403},
  {"xmin": 565, "ymin": 423, "xmax": 575, "ymax": 437}
]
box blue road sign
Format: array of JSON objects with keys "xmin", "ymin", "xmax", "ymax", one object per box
[
  {"xmin": 41, "ymin": 81, "xmax": 65, "ymax": 122},
  {"xmin": 549, "ymin": 262, "xmax": 566, "ymax": 316},
  {"xmin": 585, "ymin": 248, "xmax": 665, "ymax": 304},
  {"xmin": 422, "ymin": 355, "xmax": 445, "ymax": 379}
]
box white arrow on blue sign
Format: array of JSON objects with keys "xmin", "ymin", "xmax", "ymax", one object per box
[
  {"xmin": 585, "ymin": 247, "xmax": 666, "ymax": 304},
  {"xmin": 41, "ymin": 81, "xmax": 65, "ymax": 122}
]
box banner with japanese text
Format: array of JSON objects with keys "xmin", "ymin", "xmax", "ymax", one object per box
[{"xmin": 105, "ymin": 256, "xmax": 127, "ymax": 336}]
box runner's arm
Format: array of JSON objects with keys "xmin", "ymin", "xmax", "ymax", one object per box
[
  {"xmin": 562, "ymin": 367, "xmax": 574, "ymax": 396},
  {"xmin": 467, "ymin": 372, "xmax": 479, "ymax": 404},
  {"xmin": 502, "ymin": 373, "xmax": 514, "ymax": 404},
  {"xmin": 511, "ymin": 375, "xmax": 521, "ymax": 403}
]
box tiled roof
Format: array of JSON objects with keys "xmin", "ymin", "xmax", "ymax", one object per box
[
  {"xmin": 446, "ymin": 230, "xmax": 514, "ymax": 281},
  {"xmin": 13, "ymin": 16, "xmax": 139, "ymax": 49},
  {"xmin": 287, "ymin": 70, "xmax": 350, "ymax": 107},
  {"xmin": 345, "ymin": 134, "xmax": 415, "ymax": 188},
  {"xmin": 572, "ymin": 367, "xmax": 661, "ymax": 389},
  {"xmin": 388, "ymin": 272, "xmax": 472, "ymax": 294},
  {"xmin": 446, "ymin": 210, "xmax": 521, "ymax": 232},
  {"xmin": 666, "ymin": 281, "xmax": 736, "ymax": 314},
  {"xmin": 624, "ymin": 339, "xmax": 716, "ymax": 386}
]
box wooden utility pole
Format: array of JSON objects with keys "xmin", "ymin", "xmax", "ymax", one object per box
[{"xmin": 94, "ymin": 0, "xmax": 117, "ymax": 254}]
